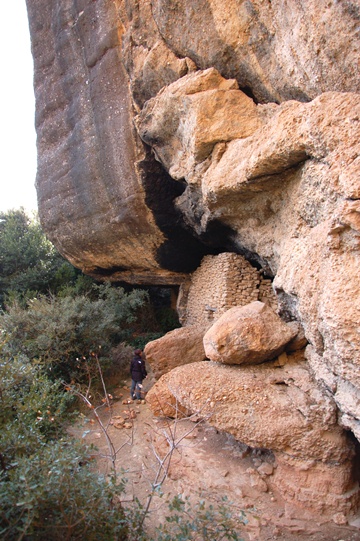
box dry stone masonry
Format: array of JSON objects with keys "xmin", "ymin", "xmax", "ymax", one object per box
[{"xmin": 178, "ymin": 252, "xmax": 277, "ymax": 327}]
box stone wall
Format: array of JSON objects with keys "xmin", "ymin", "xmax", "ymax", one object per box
[{"xmin": 178, "ymin": 252, "xmax": 277, "ymax": 327}]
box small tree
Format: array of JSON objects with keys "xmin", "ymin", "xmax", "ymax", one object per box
[{"xmin": 0, "ymin": 208, "xmax": 79, "ymax": 305}]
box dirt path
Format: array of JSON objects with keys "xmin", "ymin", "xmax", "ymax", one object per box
[{"xmin": 70, "ymin": 379, "xmax": 360, "ymax": 541}]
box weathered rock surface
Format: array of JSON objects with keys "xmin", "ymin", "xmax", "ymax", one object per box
[
  {"xmin": 148, "ymin": 357, "xmax": 346, "ymax": 461},
  {"xmin": 203, "ymin": 301, "xmax": 296, "ymax": 365},
  {"xmin": 144, "ymin": 325, "xmax": 207, "ymax": 379},
  {"xmin": 150, "ymin": 0, "xmax": 360, "ymax": 104},
  {"xmin": 25, "ymin": 0, "xmax": 208, "ymax": 285},
  {"xmin": 148, "ymin": 358, "xmax": 360, "ymax": 514},
  {"xmin": 135, "ymin": 68, "xmax": 263, "ymax": 181},
  {"xmin": 146, "ymin": 371, "xmax": 192, "ymax": 418}
]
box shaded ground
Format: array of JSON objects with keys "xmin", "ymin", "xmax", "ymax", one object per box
[{"xmin": 70, "ymin": 376, "xmax": 360, "ymax": 541}]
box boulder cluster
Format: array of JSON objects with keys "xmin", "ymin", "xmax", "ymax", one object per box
[{"xmin": 145, "ymin": 300, "xmax": 359, "ymax": 515}]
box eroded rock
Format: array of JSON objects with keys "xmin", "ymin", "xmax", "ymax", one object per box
[
  {"xmin": 144, "ymin": 325, "xmax": 207, "ymax": 378},
  {"xmin": 150, "ymin": 0, "xmax": 360, "ymax": 103},
  {"xmin": 139, "ymin": 78, "xmax": 360, "ymax": 441},
  {"xmin": 146, "ymin": 371, "xmax": 192, "ymax": 418},
  {"xmin": 203, "ymin": 301, "xmax": 296, "ymax": 365},
  {"xmin": 25, "ymin": 0, "xmax": 360, "ymax": 515},
  {"xmin": 148, "ymin": 358, "xmax": 360, "ymax": 514},
  {"xmin": 135, "ymin": 68, "xmax": 262, "ymax": 180}
]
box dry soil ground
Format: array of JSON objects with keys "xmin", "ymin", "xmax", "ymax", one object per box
[{"xmin": 70, "ymin": 376, "xmax": 360, "ymax": 541}]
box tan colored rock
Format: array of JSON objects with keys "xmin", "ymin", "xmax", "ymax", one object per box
[
  {"xmin": 149, "ymin": 358, "xmax": 350, "ymax": 461},
  {"xmin": 203, "ymin": 302, "xmax": 296, "ymax": 365},
  {"xmin": 136, "ymin": 68, "xmax": 262, "ymax": 180},
  {"xmin": 285, "ymin": 322, "xmax": 308, "ymax": 353},
  {"xmin": 200, "ymin": 93, "xmax": 360, "ymax": 209},
  {"xmin": 273, "ymin": 454, "xmax": 360, "ymax": 516},
  {"xmin": 25, "ymin": 0, "xmax": 360, "ymax": 514},
  {"xmin": 257, "ymin": 462, "xmax": 274, "ymax": 477},
  {"xmin": 170, "ymin": 89, "xmax": 360, "ymax": 441},
  {"xmin": 113, "ymin": 418, "xmax": 126, "ymax": 429},
  {"xmin": 130, "ymin": 39, "xmax": 197, "ymax": 107},
  {"xmin": 144, "ymin": 325, "xmax": 207, "ymax": 379},
  {"xmin": 146, "ymin": 372, "xmax": 192, "ymax": 418},
  {"xmin": 151, "ymin": 0, "xmax": 360, "ymax": 103},
  {"xmin": 149, "ymin": 359, "xmax": 360, "ymax": 514},
  {"xmin": 25, "ymin": 0, "xmax": 207, "ymax": 286}
]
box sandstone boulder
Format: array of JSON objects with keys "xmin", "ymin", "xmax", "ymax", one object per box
[
  {"xmin": 146, "ymin": 371, "xmax": 192, "ymax": 418},
  {"xmin": 203, "ymin": 301, "xmax": 296, "ymax": 365},
  {"xmin": 148, "ymin": 358, "xmax": 360, "ymax": 514},
  {"xmin": 144, "ymin": 325, "xmax": 207, "ymax": 379},
  {"xmin": 284, "ymin": 321, "xmax": 308, "ymax": 353},
  {"xmin": 149, "ymin": 357, "xmax": 349, "ymax": 461}
]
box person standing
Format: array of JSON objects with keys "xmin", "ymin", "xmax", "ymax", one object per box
[{"xmin": 130, "ymin": 349, "xmax": 147, "ymax": 400}]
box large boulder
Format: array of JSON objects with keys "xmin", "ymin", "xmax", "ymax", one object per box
[
  {"xmin": 203, "ymin": 301, "xmax": 296, "ymax": 365},
  {"xmin": 146, "ymin": 371, "xmax": 192, "ymax": 418},
  {"xmin": 148, "ymin": 358, "xmax": 360, "ymax": 514},
  {"xmin": 144, "ymin": 325, "xmax": 207, "ymax": 379}
]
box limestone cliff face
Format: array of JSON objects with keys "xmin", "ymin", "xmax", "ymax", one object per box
[{"xmin": 26, "ymin": 0, "xmax": 360, "ymax": 503}]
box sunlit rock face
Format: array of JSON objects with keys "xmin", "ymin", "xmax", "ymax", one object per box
[
  {"xmin": 203, "ymin": 301, "xmax": 297, "ymax": 365},
  {"xmin": 26, "ymin": 0, "xmax": 360, "ymax": 513}
]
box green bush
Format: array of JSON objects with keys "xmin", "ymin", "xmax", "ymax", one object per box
[
  {"xmin": 0, "ymin": 440, "xmax": 129, "ymax": 541},
  {"xmin": 0, "ymin": 350, "xmax": 134, "ymax": 540},
  {"xmin": 0, "ymin": 209, "xmax": 74, "ymax": 306},
  {"xmin": 154, "ymin": 494, "xmax": 246, "ymax": 541},
  {"xmin": 1, "ymin": 284, "xmax": 148, "ymax": 381},
  {"xmin": 0, "ymin": 353, "xmax": 74, "ymax": 469},
  {"xmin": 108, "ymin": 342, "xmax": 134, "ymax": 380}
]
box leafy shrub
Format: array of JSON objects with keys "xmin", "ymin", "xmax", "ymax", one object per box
[
  {"xmin": 154, "ymin": 494, "xmax": 246, "ymax": 541},
  {"xmin": 0, "ymin": 209, "xmax": 75, "ymax": 306},
  {"xmin": 129, "ymin": 332, "xmax": 163, "ymax": 351},
  {"xmin": 108, "ymin": 342, "xmax": 134, "ymax": 380},
  {"xmin": 1, "ymin": 284, "xmax": 148, "ymax": 381},
  {"xmin": 154, "ymin": 306, "xmax": 181, "ymax": 333},
  {"xmin": 0, "ymin": 440, "xmax": 129, "ymax": 541},
  {"xmin": 0, "ymin": 349, "xmax": 134, "ymax": 540},
  {"xmin": 0, "ymin": 353, "xmax": 74, "ymax": 470}
]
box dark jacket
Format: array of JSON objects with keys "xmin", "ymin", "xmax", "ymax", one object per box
[{"xmin": 130, "ymin": 354, "xmax": 147, "ymax": 382}]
